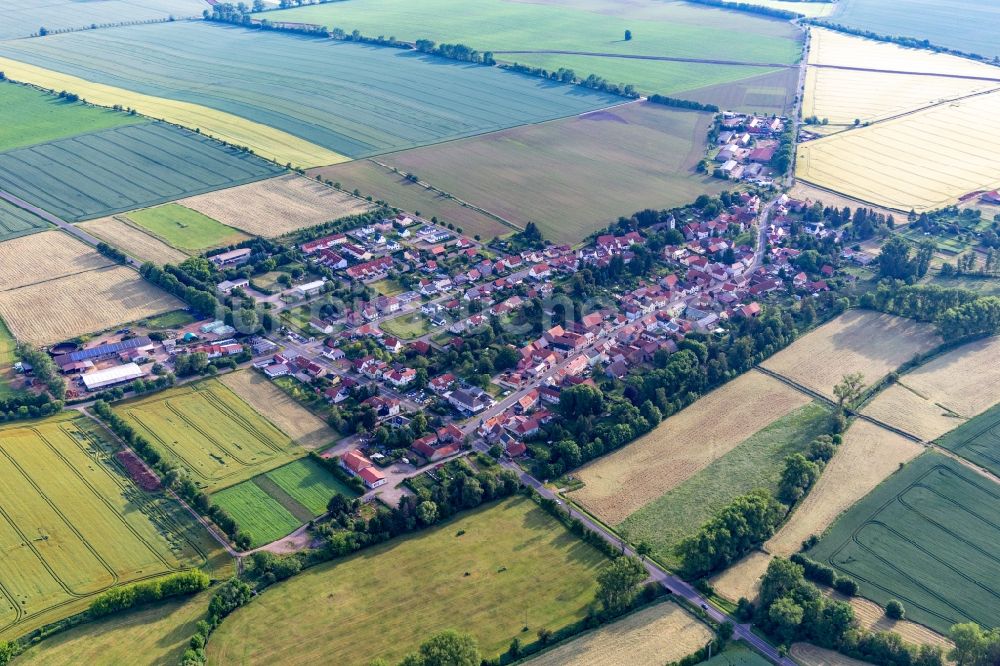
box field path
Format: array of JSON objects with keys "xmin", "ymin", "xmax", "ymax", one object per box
[
  {"xmin": 812, "ymin": 63, "xmax": 1000, "ymax": 83},
  {"xmin": 493, "ymin": 50, "xmax": 793, "ymax": 69}
]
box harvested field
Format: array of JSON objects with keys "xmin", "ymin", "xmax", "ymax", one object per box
[
  {"xmin": 618, "ymin": 402, "xmax": 832, "ymax": 568},
  {"xmin": 0, "ymin": 121, "xmax": 284, "ymax": 222},
  {"xmin": 0, "ymin": 413, "xmax": 228, "ymax": 642},
  {"xmin": 937, "ymin": 402, "xmax": 1000, "ymax": 478},
  {"xmin": 834, "ymin": 592, "xmax": 954, "ymax": 649},
  {"xmin": 571, "ymin": 370, "xmax": 810, "ymax": 525},
  {"xmin": 0, "ymin": 22, "xmax": 622, "ymax": 160},
  {"xmin": 710, "ymin": 551, "xmax": 772, "ymax": 603},
  {"xmin": 861, "ymin": 384, "xmax": 963, "ymax": 442},
  {"xmin": 0, "ymin": 230, "xmax": 111, "ymax": 292},
  {"xmin": 124, "ymin": 204, "xmax": 248, "ymax": 254},
  {"xmin": 525, "ymin": 601, "xmax": 711, "ymax": 666},
  {"xmin": 810, "ymin": 452, "xmax": 1000, "ymax": 634},
  {"xmin": 759, "ymin": 310, "xmax": 941, "ymax": 401},
  {"xmin": 0, "ymin": 197, "xmax": 48, "ymax": 242},
  {"xmin": 78, "ymin": 216, "xmax": 187, "ymax": 266},
  {"xmin": 310, "ymin": 161, "xmax": 512, "ymax": 241},
  {"xmin": 765, "ymin": 420, "xmax": 923, "ymax": 556},
  {"xmin": 373, "ymin": 102, "xmax": 725, "ymax": 245},
  {"xmin": 180, "ymin": 175, "xmax": 373, "ymax": 238},
  {"xmin": 114, "ymin": 379, "xmax": 306, "ymax": 493},
  {"xmin": 673, "ymin": 67, "xmax": 799, "ymax": 116},
  {"xmin": 796, "ymin": 89, "xmax": 1000, "ymax": 211},
  {"xmin": 791, "ymin": 643, "xmax": 872, "ymax": 666},
  {"xmin": 0, "ymin": 266, "xmax": 182, "ymax": 345},
  {"xmin": 207, "ymin": 497, "xmax": 608, "ymax": 664},
  {"xmin": 218, "ymin": 370, "xmax": 336, "ymax": 450}
]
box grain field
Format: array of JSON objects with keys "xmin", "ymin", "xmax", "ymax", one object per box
[
  {"xmin": 790, "ymin": 643, "xmax": 872, "ymax": 666},
  {"xmin": 709, "ymin": 551, "xmax": 772, "ymax": 603},
  {"xmin": 79, "ymin": 216, "xmax": 187, "ymax": 265},
  {"xmin": 0, "ymin": 230, "xmax": 110, "ymax": 291}
]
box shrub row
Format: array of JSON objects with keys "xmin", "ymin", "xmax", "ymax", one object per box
[{"xmin": 90, "ymin": 570, "xmax": 210, "ymax": 618}]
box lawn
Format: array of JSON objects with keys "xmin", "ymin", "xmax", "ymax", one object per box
[
  {"xmin": 113, "ymin": 379, "xmax": 306, "ymax": 493},
  {"xmin": 0, "ymin": 122, "xmax": 284, "ymax": 222},
  {"xmin": 0, "ymin": 197, "xmax": 49, "ymax": 242},
  {"xmin": 616, "ymin": 402, "xmax": 832, "ymax": 568},
  {"xmin": 0, "ymin": 21, "xmax": 622, "ymax": 161},
  {"xmin": 380, "ymin": 312, "xmax": 432, "ymax": 339},
  {"xmin": 142, "ymin": 310, "xmax": 196, "ymax": 330},
  {"xmin": 370, "ymin": 278, "xmax": 405, "ymax": 296},
  {"xmin": 281, "ymin": 306, "xmax": 316, "ymax": 333},
  {"xmin": 936, "ymin": 401, "xmax": 1000, "ymax": 477},
  {"xmin": 206, "ymin": 496, "xmax": 609, "ymax": 664},
  {"xmin": 125, "ymin": 204, "xmax": 248, "ymax": 254},
  {"xmin": 0, "ymin": 413, "xmax": 230, "ymax": 642},
  {"xmin": 809, "ymin": 452, "xmax": 1000, "ymax": 634},
  {"xmin": 0, "ymin": 80, "xmax": 140, "ymax": 152},
  {"xmin": 373, "ymin": 101, "xmax": 727, "ymax": 245},
  {"xmin": 251, "ymin": 271, "xmax": 293, "ymax": 293}
]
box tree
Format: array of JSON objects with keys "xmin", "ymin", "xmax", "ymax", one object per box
[
  {"xmin": 400, "ymin": 630, "xmax": 480, "ymax": 666},
  {"xmin": 885, "ymin": 599, "xmax": 905, "ymax": 620},
  {"xmin": 949, "ymin": 623, "xmax": 990, "ymax": 666},
  {"xmin": 769, "ymin": 596, "xmax": 804, "ymax": 643},
  {"xmin": 416, "ymin": 500, "xmax": 438, "ymax": 526},
  {"xmin": 595, "ymin": 556, "xmax": 646, "ymax": 615},
  {"xmin": 878, "ymin": 236, "xmax": 917, "ymax": 281},
  {"xmin": 635, "ymin": 541, "xmax": 652, "ymax": 561},
  {"xmin": 833, "ymin": 372, "xmax": 866, "ymax": 411},
  {"xmin": 778, "ymin": 453, "xmax": 820, "ymax": 504}
]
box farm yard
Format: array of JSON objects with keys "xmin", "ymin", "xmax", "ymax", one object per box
[
  {"xmin": 206, "ymin": 497, "xmax": 608, "ymax": 665},
  {"xmin": 524, "ymin": 601, "xmax": 711, "ymax": 666},
  {"xmin": 0, "ymin": 197, "xmax": 49, "ymax": 242},
  {"xmin": 0, "ymin": 0, "xmax": 207, "ymax": 40},
  {"xmin": 0, "ymin": 122, "xmax": 284, "ymax": 222},
  {"xmin": 374, "ymin": 102, "xmax": 725, "ymax": 245},
  {"xmin": 123, "ymin": 204, "xmax": 248, "ymax": 254},
  {"xmin": 570, "ymin": 370, "xmax": 811, "ymax": 525},
  {"xmin": 809, "ymin": 452, "xmax": 1000, "ymax": 634},
  {"xmin": 218, "ymin": 370, "xmax": 337, "ymax": 450},
  {"xmin": 78, "ymin": 215, "xmax": 187, "ymax": 266},
  {"xmin": 310, "ymin": 160, "xmax": 513, "ymax": 241},
  {"xmin": 0, "ymin": 413, "xmax": 228, "ymax": 642},
  {"xmin": 937, "ymin": 402, "xmax": 1000, "ymax": 477},
  {"xmin": 179, "ymin": 174, "xmax": 373, "ymax": 238},
  {"xmin": 759, "ymin": 310, "xmax": 941, "ymax": 401},
  {"xmin": 113, "ymin": 380, "xmax": 306, "ymax": 493},
  {"xmin": 617, "ymin": 401, "xmax": 832, "ymax": 567},
  {"xmin": 0, "ymin": 22, "xmax": 624, "ymax": 162}
]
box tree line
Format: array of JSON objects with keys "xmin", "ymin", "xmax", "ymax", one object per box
[
  {"xmin": 861, "ymin": 282, "xmax": 1000, "ymax": 340},
  {"xmin": 500, "ymin": 62, "xmax": 639, "ymax": 98},
  {"xmin": 805, "ymin": 20, "xmax": 999, "ymax": 64},
  {"xmin": 685, "ymin": 0, "xmax": 806, "ymax": 20},
  {"xmin": 648, "ymin": 94, "xmax": 719, "ymax": 113}
]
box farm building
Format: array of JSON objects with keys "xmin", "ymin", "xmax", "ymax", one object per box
[
  {"xmin": 294, "ymin": 280, "xmax": 327, "ymax": 299},
  {"xmin": 56, "ymin": 336, "xmax": 155, "ymax": 373},
  {"xmin": 341, "ymin": 449, "xmax": 386, "ymax": 489},
  {"xmin": 81, "ymin": 363, "xmax": 144, "ymax": 391},
  {"xmin": 209, "ymin": 248, "xmax": 251, "ymax": 268}
]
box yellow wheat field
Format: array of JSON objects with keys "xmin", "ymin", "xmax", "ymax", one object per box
[
  {"xmin": 179, "ymin": 174, "xmax": 374, "ymax": 238},
  {"xmin": 79, "ymin": 216, "xmax": 187, "ymax": 266},
  {"xmin": 219, "ymin": 370, "xmax": 336, "ymax": 450},
  {"xmin": 710, "ymin": 551, "xmax": 772, "ymax": 603},
  {"xmin": 791, "ymin": 643, "xmax": 873, "ymax": 666},
  {"xmin": 0, "ymin": 230, "xmax": 111, "ymax": 291},
  {"xmin": 760, "ymin": 311, "xmax": 941, "ymax": 400},
  {"xmin": 571, "ymin": 370, "xmax": 810, "ymax": 524},
  {"xmin": 0, "ymin": 266, "xmax": 182, "ymax": 345},
  {"xmin": 766, "ymin": 420, "xmax": 923, "ymax": 555},
  {"xmin": 0, "ymin": 57, "xmax": 347, "ymax": 168},
  {"xmin": 525, "ymin": 602, "xmax": 712, "ymax": 666},
  {"xmin": 797, "ymin": 90, "xmax": 1000, "ymax": 211}
]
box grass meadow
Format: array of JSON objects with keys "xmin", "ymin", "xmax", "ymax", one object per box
[
  {"xmin": 0, "ymin": 122, "xmax": 283, "ymax": 222},
  {"xmin": 113, "ymin": 380, "xmax": 305, "ymax": 493},
  {"xmin": 206, "ymin": 497, "xmax": 608, "ymax": 664},
  {"xmin": 617, "ymin": 402, "xmax": 832, "ymax": 568},
  {"xmin": 809, "ymin": 453, "xmax": 1000, "ymax": 634},
  {"xmin": 125, "ymin": 204, "xmax": 248, "ymax": 254},
  {"xmin": 380, "ymin": 312, "xmax": 432, "ymax": 339},
  {"xmin": 0, "ymin": 413, "xmax": 230, "ymax": 642}
]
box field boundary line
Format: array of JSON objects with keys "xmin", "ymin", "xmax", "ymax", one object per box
[
  {"xmin": 492, "ymin": 50, "xmax": 793, "ymax": 69},
  {"xmin": 812, "ymin": 63, "xmax": 1000, "ymax": 83}
]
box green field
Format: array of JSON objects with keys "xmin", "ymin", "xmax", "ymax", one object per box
[
  {"xmin": 0, "ymin": 197, "xmax": 49, "ymax": 242},
  {"xmin": 0, "ymin": 315, "xmax": 17, "ymax": 397},
  {"xmin": 380, "ymin": 312, "xmax": 432, "ymax": 339},
  {"xmin": 0, "ymin": 80, "xmax": 140, "ymax": 153},
  {"xmin": 125, "ymin": 204, "xmax": 248, "ymax": 254},
  {"xmin": 809, "ymin": 452, "xmax": 1000, "ymax": 634},
  {"xmin": 16, "ymin": 589, "xmax": 210, "ymax": 666},
  {"xmin": 268, "ymin": 0, "xmax": 801, "ymax": 95},
  {"xmin": 0, "ymin": 122, "xmax": 283, "ymax": 222},
  {"xmin": 0, "ymin": 413, "xmax": 230, "ymax": 642},
  {"xmin": 617, "ymin": 402, "xmax": 832, "ymax": 568},
  {"xmin": 701, "ymin": 646, "xmax": 773, "ymax": 666},
  {"xmin": 214, "ymin": 458, "xmax": 358, "ymax": 547},
  {"xmin": 114, "ymin": 379, "xmax": 306, "ymax": 493},
  {"xmin": 333, "ymin": 102, "xmax": 725, "ymax": 245},
  {"xmin": 937, "ymin": 402, "xmax": 1000, "ymax": 477},
  {"xmin": 671, "ymin": 67, "xmax": 800, "ymax": 116},
  {"xmin": 0, "ymin": 0, "xmax": 207, "ymax": 40},
  {"xmin": 828, "ymin": 0, "xmax": 1000, "ymax": 60},
  {"xmin": 142, "ymin": 310, "xmax": 196, "ymax": 330},
  {"xmin": 0, "ymin": 21, "xmax": 622, "ymax": 160},
  {"xmin": 206, "ymin": 496, "xmax": 608, "ymax": 664}
]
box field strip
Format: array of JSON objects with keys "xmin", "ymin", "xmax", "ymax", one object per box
[
  {"xmin": 493, "ymin": 49, "xmax": 792, "ymax": 69},
  {"xmin": 0, "ymin": 56, "xmax": 348, "ymax": 169},
  {"xmin": 252, "ymin": 476, "xmax": 314, "ymax": 524}
]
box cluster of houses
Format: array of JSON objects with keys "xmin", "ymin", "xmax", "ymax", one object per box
[{"xmin": 714, "ymin": 112, "xmax": 786, "ymax": 184}]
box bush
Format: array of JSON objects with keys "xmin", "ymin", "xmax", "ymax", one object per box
[
  {"xmin": 89, "ymin": 570, "xmax": 209, "ymax": 618},
  {"xmin": 885, "ymin": 599, "xmax": 905, "ymax": 620},
  {"xmin": 834, "ymin": 577, "xmax": 858, "ymax": 596}
]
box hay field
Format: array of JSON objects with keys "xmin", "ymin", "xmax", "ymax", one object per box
[
  {"xmin": 0, "ymin": 56, "xmax": 345, "ymax": 168},
  {"xmin": 809, "ymin": 453, "xmax": 1000, "ymax": 634},
  {"xmin": 219, "ymin": 370, "xmax": 336, "ymax": 449},
  {"xmin": 791, "ymin": 643, "xmax": 872, "ymax": 666},
  {"xmin": 571, "ymin": 370, "xmax": 810, "ymax": 525},
  {"xmin": 180, "ymin": 175, "xmax": 373, "ymax": 238},
  {"xmin": 765, "ymin": 420, "xmax": 923, "ymax": 556},
  {"xmin": 836, "ymin": 593, "xmax": 954, "ymax": 649},
  {"xmin": 114, "ymin": 380, "xmax": 306, "ymax": 493},
  {"xmin": 525, "ymin": 602, "xmax": 711, "ymax": 666},
  {"xmin": 0, "ymin": 230, "xmax": 111, "ymax": 291},
  {"xmin": 78, "ymin": 216, "xmax": 187, "ymax": 266},
  {"xmin": 796, "ymin": 90, "xmax": 1000, "ymax": 211},
  {"xmin": 759, "ymin": 310, "xmax": 941, "ymax": 401},
  {"xmin": 375, "ymin": 102, "xmax": 725, "ymax": 245},
  {"xmin": 206, "ymin": 497, "xmax": 608, "ymax": 665},
  {"xmin": 0, "ymin": 266, "xmax": 182, "ymax": 345},
  {"xmin": 0, "ymin": 413, "xmax": 225, "ymax": 642}
]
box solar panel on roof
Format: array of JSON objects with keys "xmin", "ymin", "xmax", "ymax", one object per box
[{"xmin": 67, "ymin": 336, "xmax": 152, "ymax": 363}]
